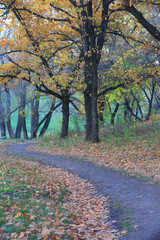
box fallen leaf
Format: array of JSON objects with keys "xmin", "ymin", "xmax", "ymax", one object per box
[
  {"xmin": 41, "ymin": 227, "xmax": 51, "ymax": 236},
  {"xmin": 19, "ymin": 232, "xmax": 25, "ymax": 238},
  {"xmin": 14, "ymin": 212, "xmax": 22, "ymax": 219}
]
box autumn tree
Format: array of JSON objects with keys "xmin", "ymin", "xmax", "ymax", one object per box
[
  {"xmin": 0, "ymin": 0, "xmax": 159, "ymax": 142},
  {"xmin": 0, "ymin": 1, "xmax": 83, "ymax": 138}
]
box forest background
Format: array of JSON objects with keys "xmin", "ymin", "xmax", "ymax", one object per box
[{"xmin": 0, "ymin": 0, "xmax": 159, "ymax": 142}]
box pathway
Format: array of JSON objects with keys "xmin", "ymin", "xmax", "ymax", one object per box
[{"xmin": 7, "ymin": 143, "xmax": 160, "ymax": 240}]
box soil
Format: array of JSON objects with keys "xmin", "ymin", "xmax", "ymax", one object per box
[{"xmin": 7, "ymin": 143, "xmax": 160, "ymax": 240}]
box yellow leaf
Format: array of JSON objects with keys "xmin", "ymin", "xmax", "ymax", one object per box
[
  {"xmin": 14, "ymin": 212, "xmax": 22, "ymax": 219},
  {"xmin": 121, "ymin": 230, "xmax": 127, "ymax": 235},
  {"xmin": 78, "ymin": 223, "xmax": 85, "ymax": 228}
]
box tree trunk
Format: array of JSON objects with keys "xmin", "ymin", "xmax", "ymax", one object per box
[
  {"xmin": 98, "ymin": 95, "xmax": 105, "ymax": 122},
  {"xmin": 83, "ymin": 61, "xmax": 92, "ymax": 141},
  {"xmin": 22, "ymin": 116, "xmax": 28, "ymax": 139},
  {"xmin": 91, "ymin": 61, "xmax": 99, "ymax": 143},
  {"xmin": 124, "ymin": 98, "xmax": 131, "ymax": 122},
  {"xmin": 84, "ymin": 93, "xmax": 92, "ymax": 140},
  {"xmin": 6, "ymin": 89, "xmax": 14, "ymax": 138},
  {"xmin": 0, "ymin": 89, "xmax": 6, "ymax": 138},
  {"xmin": 15, "ymin": 113, "xmax": 23, "ymax": 138},
  {"xmin": 124, "ymin": 98, "xmax": 142, "ymax": 122},
  {"xmin": 145, "ymin": 81, "xmax": 156, "ymax": 120},
  {"xmin": 111, "ymin": 103, "xmax": 120, "ymax": 125},
  {"xmin": 39, "ymin": 113, "xmax": 52, "ymax": 137},
  {"xmin": 31, "ymin": 99, "xmax": 34, "ymax": 138},
  {"xmin": 60, "ymin": 96, "xmax": 70, "ymax": 138},
  {"xmin": 39, "ymin": 98, "xmax": 55, "ymax": 137},
  {"xmin": 15, "ymin": 81, "xmax": 28, "ymax": 139},
  {"xmin": 35, "ymin": 101, "xmax": 61, "ymax": 136},
  {"xmin": 31, "ymin": 95, "xmax": 40, "ymax": 139}
]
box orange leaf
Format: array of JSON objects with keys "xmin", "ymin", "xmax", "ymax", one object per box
[
  {"xmin": 19, "ymin": 232, "xmax": 25, "ymax": 238},
  {"xmin": 14, "ymin": 212, "xmax": 22, "ymax": 219}
]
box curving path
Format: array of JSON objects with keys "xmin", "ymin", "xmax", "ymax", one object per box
[{"xmin": 7, "ymin": 143, "xmax": 160, "ymax": 240}]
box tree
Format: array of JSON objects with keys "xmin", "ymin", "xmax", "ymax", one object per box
[
  {"xmin": 0, "ymin": 0, "xmax": 159, "ymax": 142},
  {"xmin": 0, "ymin": 3, "xmax": 83, "ymax": 138}
]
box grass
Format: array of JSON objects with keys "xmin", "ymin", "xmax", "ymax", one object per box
[
  {"xmin": 0, "ymin": 157, "xmax": 74, "ymax": 240},
  {"xmin": 35, "ymin": 114, "xmax": 160, "ymax": 184}
]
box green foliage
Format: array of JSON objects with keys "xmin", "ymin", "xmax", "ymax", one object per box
[
  {"xmin": 70, "ymin": 113, "xmax": 85, "ymax": 133},
  {"xmin": 101, "ymin": 115, "xmax": 160, "ymax": 147}
]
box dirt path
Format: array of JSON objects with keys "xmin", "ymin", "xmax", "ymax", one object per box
[{"xmin": 7, "ymin": 143, "xmax": 160, "ymax": 240}]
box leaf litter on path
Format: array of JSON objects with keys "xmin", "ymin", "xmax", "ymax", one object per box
[
  {"xmin": 0, "ymin": 148, "xmax": 124, "ymax": 239},
  {"xmin": 35, "ymin": 140, "xmax": 160, "ymax": 184}
]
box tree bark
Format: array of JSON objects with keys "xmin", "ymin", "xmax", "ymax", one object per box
[
  {"xmin": 39, "ymin": 113, "xmax": 52, "ymax": 137},
  {"xmin": 124, "ymin": 98, "xmax": 142, "ymax": 122},
  {"xmin": 144, "ymin": 81, "xmax": 156, "ymax": 120},
  {"xmin": 84, "ymin": 93, "xmax": 92, "ymax": 140},
  {"xmin": 6, "ymin": 90, "xmax": 15, "ymax": 138},
  {"xmin": 31, "ymin": 94, "xmax": 40, "ymax": 139},
  {"xmin": 98, "ymin": 95, "xmax": 105, "ymax": 122},
  {"xmin": 126, "ymin": 4, "xmax": 160, "ymax": 41},
  {"xmin": 0, "ymin": 89, "xmax": 6, "ymax": 138},
  {"xmin": 22, "ymin": 116, "xmax": 28, "ymax": 139},
  {"xmin": 15, "ymin": 81, "xmax": 28, "ymax": 139},
  {"xmin": 15, "ymin": 113, "xmax": 23, "ymax": 138},
  {"xmin": 111, "ymin": 103, "xmax": 120, "ymax": 125},
  {"xmin": 60, "ymin": 96, "xmax": 70, "ymax": 138},
  {"xmin": 39, "ymin": 98, "xmax": 55, "ymax": 137},
  {"xmin": 91, "ymin": 60, "xmax": 99, "ymax": 143}
]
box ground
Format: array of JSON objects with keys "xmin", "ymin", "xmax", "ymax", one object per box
[
  {"xmin": 0, "ymin": 142, "xmax": 121, "ymax": 240},
  {"xmin": 6, "ymin": 142, "xmax": 160, "ymax": 240}
]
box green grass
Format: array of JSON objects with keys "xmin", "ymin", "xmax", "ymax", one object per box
[
  {"xmin": 0, "ymin": 157, "xmax": 74, "ymax": 239},
  {"xmin": 100, "ymin": 117, "xmax": 160, "ymax": 147},
  {"xmin": 38, "ymin": 115, "xmax": 160, "ymax": 150}
]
